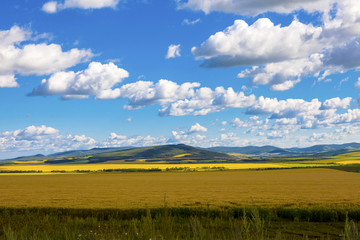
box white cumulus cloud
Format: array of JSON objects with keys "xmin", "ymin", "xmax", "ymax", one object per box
[
  {"xmin": 0, "ymin": 75, "xmax": 18, "ymax": 88},
  {"xmin": 189, "ymin": 123, "xmax": 208, "ymax": 133},
  {"xmin": 42, "ymin": 0, "xmax": 120, "ymax": 13},
  {"xmin": 192, "ymin": 18, "xmax": 323, "ymax": 68},
  {"xmin": 0, "ymin": 26, "xmax": 93, "ymax": 88},
  {"xmin": 100, "ymin": 79, "xmax": 200, "ymax": 109},
  {"xmin": 178, "ymin": 0, "xmax": 333, "ymax": 16},
  {"xmin": 166, "ymin": 44, "xmax": 181, "ymax": 59},
  {"xmin": 0, "ymin": 125, "xmax": 96, "ymax": 157},
  {"xmin": 30, "ymin": 62, "xmax": 129, "ymax": 98},
  {"xmin": 238, "ymin": 54, "xmax": 324, "ymax": 91},
  {"xmin": 190, "ymin": 0, "xmax": 360, "ymax": 91},
  {"xmin": 160, "ymin": 86, "xmax": 256, "ymax": 116},
  {"xmin": 102, "ymin": 133, "xmax": 168, "ymax": 147},
  {"xmin": 320, "ymin": 97, "xmax": 352, "ymax": 110}
]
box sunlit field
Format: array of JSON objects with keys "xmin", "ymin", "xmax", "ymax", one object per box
[
  {"xmin": 0, "ymin": 163, "xmax": 290, "ymax": 173},
  {"xmin": 282, "ymin": 151, "xmax": 360, "ymax": 165},
  {"xmin": 0, "ymin": 168, "xmax": 359, "ymax": 209}
]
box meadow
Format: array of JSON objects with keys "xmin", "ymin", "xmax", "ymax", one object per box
[
  {"xmin": 0, "ymin": 168, "xmax": 359, "ymax": 209},
  {"xmin": 1, "ymin": 206, "xmax": 359, "ymax": 239},
  {"xmin": 1, "ymin": 168, "xmax": 360, "ymax": 239}
]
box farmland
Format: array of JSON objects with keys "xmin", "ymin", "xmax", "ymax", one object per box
[
  {"xmin": 0, "ymin": 168, "xmax": 360, "ymax": 239},
  {"xmin": 0, "ymin": 162, "xmax": 291, "ymax": 174},
  {"xmin": 0, "ymin": 168, "xmax": 359, "ymax": 209}
]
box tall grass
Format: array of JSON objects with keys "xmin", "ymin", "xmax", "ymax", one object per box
[{"xmin": 0, "ymin": 206, "xmax": 359, "ymax": 239}]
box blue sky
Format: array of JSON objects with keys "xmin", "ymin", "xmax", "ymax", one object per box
[{"xmin": 1, "ymin": 0, "xmax": 360, "ymax": 159}]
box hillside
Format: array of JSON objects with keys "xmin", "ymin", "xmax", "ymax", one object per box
[
  {"xmin": 3, "ymin": 142, "xmax": 360, "ymax": 165},
  {"xmin": 86, "ymin": 144, "xmax": 233, "ymax": 163},
  {"xmin": 39, "ymin": 144, "xmax": 234, "ymax": 164},
  {"xmin": 207, "ymin": 142, "xmax": 360, "ymax": 157},
  {"xmin": 47, "ymin": 146, "xmax": 135, "ymax": 158}
]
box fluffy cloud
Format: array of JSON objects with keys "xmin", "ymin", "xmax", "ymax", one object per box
[
  {"xmin": 189, "ymin": 123, "xmax": 207, "ymax": 133},
  {"xmin": 166, "ymin": 44, "xmax": 181, "ymax": 59},
  {"xmin": 267, "ymin": 130, "xmax": 291, "ymax": 139},
  {"xmin": 0, "ymin": 125, "xmax": 59, "ymax": 140},
  {"xmin": 102, "ymin": 132, "xmax": 168, "ymax": 147},
  {"xmin": 178, "ymin": 0, "xmax": 332, "ymax": 16},
  {"xmin": 238, "ymin": 37, "xmax": 360, "ymax": 91},
  {"xmin": 0, "ymin": 75, "xmax": 18, "ymax": 88},
  {"xmin": 0, "ymin": 125, "xmax": 96, "ymax": 157},
  {"xmin": 160, "ymin": 86, "xmax": 256, "ymax": 116},
  {"xmin": 238, "ymin": 54, "xmax": 324, "ymax": 91},
  {"xmin": 31, "ymin": 75, "xmax": 256, "ymax": 115},
  {"xmin": 172, "ymin": 131, "xmax": 188, "ymax": 141},
  {"xmin": 0, "ymin": 26, "xmax": 92, "ymax": 87},
  {"xmin": 239, "ymin": 95, "xmax": 360, "ymax": 133},
  {"xmin": 246, "ymin": 97, "xmax": 322, "ymax": 118},
  {"xmin": 30, "ymin": 62, "xmax": 129, "ymax": 98},
  {"xmin": 192, "ymin": 18, "xmax": 323, "ymax": 68},
  {"xmin": 190, "ymin": 0, "xmax": 360, "ymax": 90},
  {"xmin": 115, "ymin": 80, "xmax": 200, "ymax": 109},
  {"xmin": 231, "ymin": 117, "xmax": 264, "ymax": 129},
  {"xmin": 42, "ymin": 0, "xmax": 120, "ymax": 13},
  {"xmin": 172, "ymin": 123, "xmax": 207, "ymax": 142},
  {"xmin": 323, "ymin": 38, "xmax": 360, "ymax": 69},
  {"xmin": 323, "ymin": 0, "xmax": 360, "ymax": 37},
  {"xmin": 320, "ymin": 97, "xmax": 352, "ymax": 110}
]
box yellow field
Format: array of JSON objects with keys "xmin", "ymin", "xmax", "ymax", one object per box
[
  {"xmin": 12, "ymin": 160, "xmax": 46, "ymax": 164},
  {"xmin": 337, "ymin": 160, "xmax": 360, "ymax": 164},
  {"xmin": 0, "ymin": 168, "xmax": 359, "ymax": 209},
  {"xmin": 173, "ymin": 153, "xmax": 192, "ymax": 157},
  {"xmin": 0, "ymin": 163, "xmax": 289, "ymax": 173},
  {"xmin": 286, "ymin": 151, "xmax": 360, "ymax": 164}
]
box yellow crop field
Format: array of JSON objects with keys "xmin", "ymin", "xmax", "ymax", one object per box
[
  {"xmin": 287, "ymin": 152, "xmax": 360, "ymax": 164},
  {"xmin": 337, "ymin": 160, "xmax": 360, "ymax": 164},
  {"xmin": 0, "ymin": 168, "xmax": 359, "ymax": 209},
  {"xmin": 13, "ymin": 160, "xmax": 46, "ymax": 164},
  {"xmin": 0, "ymin": 163, "xmax": 288, "ymax": 173},
  {"xmin": 173, "ymin": 153, "xmax": 192, "ymax": 157}
]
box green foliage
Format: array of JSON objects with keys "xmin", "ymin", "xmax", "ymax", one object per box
[
  {"xmin": 344, "ymin": 214, "xmax": 360, "ymax": 240},
  {"xmin": 0, "ymin": 207, "xmax": 359, "ymax": 239}
]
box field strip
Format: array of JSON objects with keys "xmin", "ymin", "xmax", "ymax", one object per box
[{"xmin": 0, "ymin": 163, "xmax": 289, "ymax": 173}]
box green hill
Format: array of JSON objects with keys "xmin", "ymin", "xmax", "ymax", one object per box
[
  {"xmin": 85, "ymin": 144, "xmax": 233, "ymax": 163},
  {"xmin": 207, "ymin": 142, "xmax": 360, "ymax": 157},
  {"xmin": 39, "ymin": 144, "xmax": 233, "ymax": 164}
]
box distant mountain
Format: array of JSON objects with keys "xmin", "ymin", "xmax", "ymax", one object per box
[
  {"xmin": 208, "ymin": 146, "xmax": 284, "ymax": 155},
  {"xmin": 3, "ymin": 142, "xmax": 360, "ymax": 164},
  {"xmin": 2, "ymin": 147, "xmax": 134, "ymax": 163},
  {"xmin": 207, "ymin": 142, "xmax": 360, "ymax": 157},
  {"xmin": 288, "ymin": 143, "xmax": 360, "ymax": 154},
  {"xmin": 85, "ymin": 144, "xmax": 233, "ymax": 164},
  {"xmin": 7, "ymin": 154, "xmax": 46, "ymax": 162},
  {"xmin": 48, "ymin": 146, "xmax": 135, "ymax": 158}
]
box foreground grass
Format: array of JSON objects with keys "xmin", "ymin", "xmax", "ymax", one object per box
[{"xmin": 1, "ymin": 207, "xmax": 359, "ymax": 239}]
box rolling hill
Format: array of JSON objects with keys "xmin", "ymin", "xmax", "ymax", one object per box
[
  {"xmin": 2, "ymin": 142, "xmax": 360, "ymax": 165},
  {"xmin": 40, "ymin": 144, "xmax": 234, "ymax": 164},
  {"xmin": 206, "ymin": 142, "xmax": 360, "ymax": 156}
]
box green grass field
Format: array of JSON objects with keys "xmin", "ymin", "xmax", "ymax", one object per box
[{"xmin": 1, "ymin": 206, "xmax": 359, "ymax": 239}]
